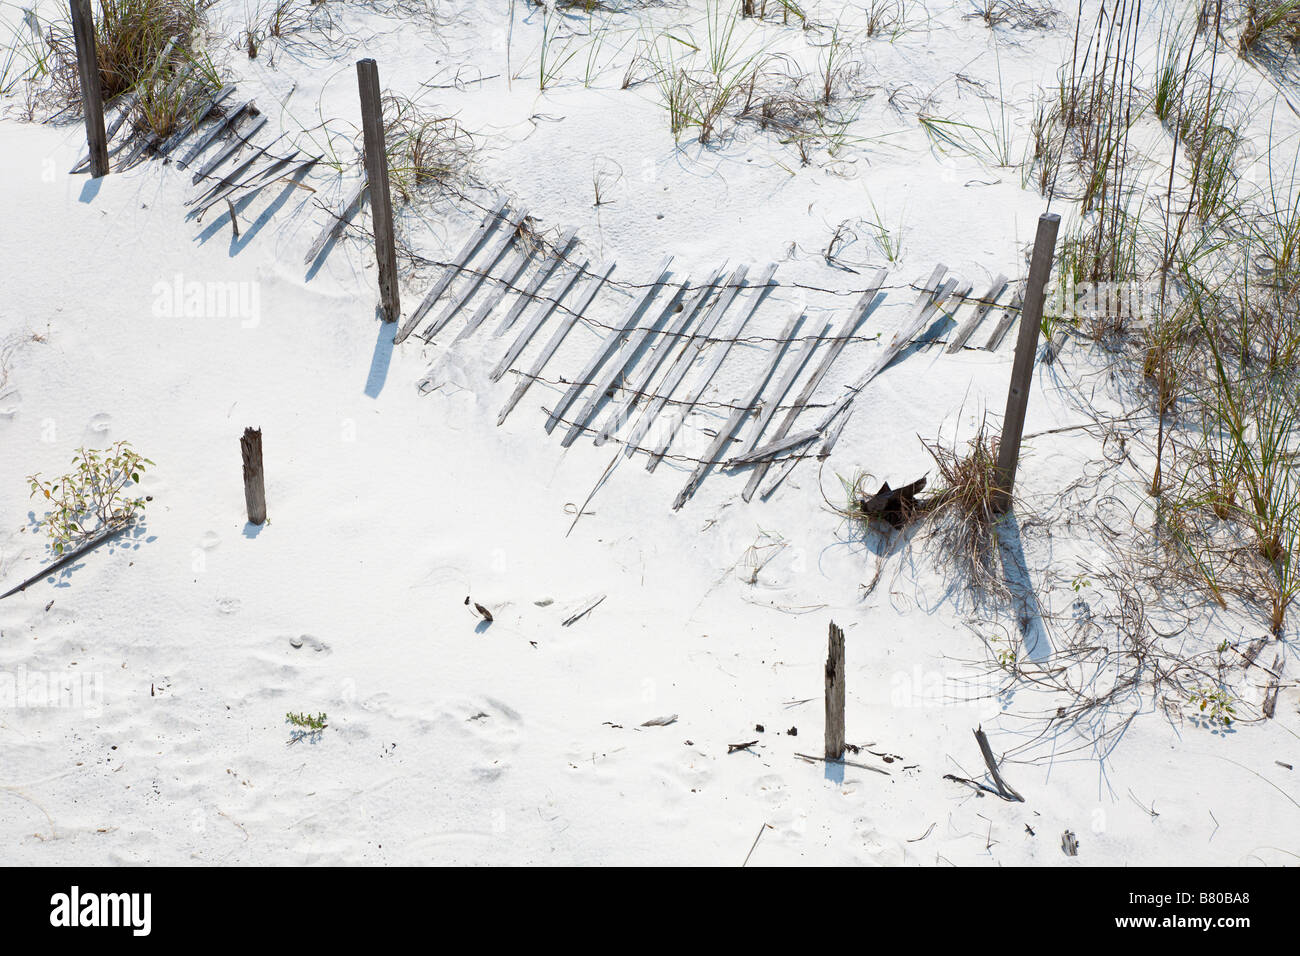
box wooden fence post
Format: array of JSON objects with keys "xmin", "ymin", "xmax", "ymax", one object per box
[
  {"xmin": 355, "ymin": 58, "xmax": 400, "ymax": 323},
  {"xmin": 992, "ymin": 212, "xmax": 1060, "ymax": 513},
  {"xmin": 241, "ymin": 427, "xmax": 266, "ymax": 525},
  {"xmin": 70, "ymin": 0, "xmax": 108, "ymax": 178},
  {"xmin": 825, "ymin": 620, "xmax": 845, "ymax": 760}
]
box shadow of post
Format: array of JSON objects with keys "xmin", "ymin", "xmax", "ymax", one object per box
[{"xmin": 995, "ymin": 510, "xmax": 1051, "ymax": 663}]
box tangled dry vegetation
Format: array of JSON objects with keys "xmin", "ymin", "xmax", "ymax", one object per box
[{"xmin": 12, "ymin": 0, "xmax": 226, "ymax": 145}]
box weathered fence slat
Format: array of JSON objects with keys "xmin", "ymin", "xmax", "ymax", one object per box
[
  {"xmin": 178, "ymin": 98, "xmax": 252, "ymax": 169},
  {"xmin": 761, "ymin": 267, "xmax": 955, "ymax": 497},
  {"xmin": 496, "ymin": 260, "xmax": 615, "ymax": 425},
  {"xmin": 422, "ymin": 206, "xmax": 530, "ymax": 341},
  {"xmin": 672, "ymin": 309, "xmax": 803, "ymax": 509},
  {"xmin": 394, "ymin": 196, "xmax": 508, "ymax": 344},
  {"xmin": 304, "ymin": 172, "xmax": 367, "ymax": 266},
  {"xmin": 560, "ymin": 279, "xmax": 690, "ymax": 448},
  {"xmin": 945, "ymin": 274, "xmax": 1009, "ymax": 353},
  {"xmin": 646, "ymin": 263, "xmax": 778, "ymax": 472},
  {"xmin": 982, "ymin": 287, "xmax": 1025, "ymax": 351},
  {"xmin": 621, "ymin": 263, "xmax": 751, "ymax": 461},
  {"xmin": 741, "ymin": 267, "xmax": 890, "ymax": 501},
  {"xmin": 492, "ymin": 230, "xmax": 578, "ymax": 337},
  {"xmin": 192, "ymin": 113, "xmax": 267, "ymax": 185},
  {"xmin": 544, "ymin": 255, "xmax": 675, "ymax": 435},
  {"xmin": 593, "ymin": 263, "xmax": 728, "ymax": 448}
]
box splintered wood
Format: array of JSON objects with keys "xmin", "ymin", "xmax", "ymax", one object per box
[{"xmin": 825, "ymin": 621, "xmax": 846, "ymax": 761}]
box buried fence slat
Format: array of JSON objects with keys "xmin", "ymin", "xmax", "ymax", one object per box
[
  {"xmin": 241, "ymin": 427, "xmax": 267, "ymax": 525},
  {"xmin": 728, "ymin": 427, "xmax": 821, "ymax": 467},
  {"xmin": 825, "ymin": 621, "xmax": 846, "ymax": 761},
  {"xmin": 422, "ymin": 206, "xmax": 530, "ymax": 342},
  {"xmin": 394, "ymin": 196, "xmax": 509, "ymax": 345},
  {"xmin": 492, "ymin": 229, "xmax": 578, "ymax": 337},
  {"xmin": 70, "ymin": 0, "xmax": 109, "ymax": 177},
  {"xmin": 193, "ymin": 148, "xmax": 309, "ymax": 220},
  {"xmin": 188, "ymin": 132, "xmax": 288, "ymax": 207},
  {"xmin": 496, "ymin": 260, "xmax": 615, "ymax": 425},
  {"xmin": 458, "ymin": 229, "xmax": 571, "ymax": 343},
  {"xmin": 304, "ymin": 172, "xmax": 368, "ymax": 266},
  {"xmin": 492, "ymin": 258, "xmax": 596, "ymax": 384},
  {"xmin": 178, "ymin": 98, "xmax": 252, "ymax": 169},
  {"xmin": 560, "ymin": 274, "xmax": 689, "ymax": 447},
  {"xmin": 913, "ymin": 277, "xmax": 966, "ymax": 348},
  {"xmin": 732, "ymin": 319, "xmax": 828, "ymax": 460},
  {"xmin": 646, "ymin": 263, "xmax": 778, "ymax": 472},
  {"xmin": 159, "ymin": 83, "xmax": 236, "ymax": 156},
  {"xmin": 982, "ymin": 287, "xmax": 1025, "ymax": 351},
  {"xmin": 192, "ymin": 113, "xmax": 267, "ymax": 185},
  {"xmin": 992, "ymin": 212, "xmax": 1060, "ymax": 514},
  {"xmin": 545, "ymin": 255, "xmax": 675, "ymax": 435},
  {"xmin": 946, "ymin": 273, "xmax": 1009, "ymax": 353},
  {"xmin": 356, "ymin": 58, "xmax": 400, "ymax": 323},
  {"xmin": 191, "ymin": 131, "xmax": 283, "ymax": 208},
  {"xmin": 71, "ymin": 93, "xmax": 135, "ymax": 173},
  {"xmin": 194, "ymin": 149, "xmax": 309, "ymax": 219},
  {"xmin": 761, "ymin": 270, "xmax": 956, "ymax": 499},
  {"xmin": 593, "ymin": 263, "xmax": 728, "ymax": 448},
  {"xmin": 672, "ymin": 309, "xmax": 803, "ymax": 510},
  {"xmin": 741, "ymin": 267, "xmax": 892, "ymax": 501},
  {"xmin": 621, "ymin": 263, "xmax": 751, "ymax": 462}
]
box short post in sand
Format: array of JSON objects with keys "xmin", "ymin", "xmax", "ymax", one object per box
[
  {"xmin": 355, "ymin": 58, "xmax": 401, "ymax": 324},
  {"xmin": 992, "ymin": 212, "xmax": 1060, "ymax": 514},
  {"xmin": 241, "ymin": 427, "xmax": 266, "ymax": 525},
  {"xmin": 825, "ymin": 620, "xmax": 846, "ymax": 760},
  {"xmin": 70, "ymin": 0, "xmax": 109, "ymax": 178}
]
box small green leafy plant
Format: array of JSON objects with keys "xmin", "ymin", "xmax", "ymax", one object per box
[
  {"xmin": 1188, "ymin": 687, "xmax": 1235, "ymax": 728},
  {"xmin": 286, "ymin": 711, "xmax": 328, "ymax": 730},
  {"xmin": 27, "ymin": 442, "xmax": 153, "ymax": 554}
]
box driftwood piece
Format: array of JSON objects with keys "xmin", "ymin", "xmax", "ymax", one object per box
[
  {"xmin": 0, "ymin": 522, "xmax": 133, "ymax": 601},
  {"xmin": 561, "ymin": 594, "xmax": 606, "ymax": 626},
  {"xmin": 974, "ymin": 726, "xmax": 1024, "ymax": 802},
  {"xmin": 857, "ymin": 476, "xmax": 927, "ymax": 528}
]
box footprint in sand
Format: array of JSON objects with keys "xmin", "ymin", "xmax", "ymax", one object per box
[
  {"xmin": 856, "ymin": 821, "xmax": 907, "ymax": 866},
  {"xmin": 198, "ymin": 531, "xmax": 220, "ymax": 551},
  {"xmin": 289, "ymin": 633, "xmax": 331, "ymax": 656},
  {"xmin": 216, "ymin": 597, "xmax": 241, "ymax": 615},
  {"xmin": 0, "ymin": 390, "xmax": 19, "ymax": 420},
  {"xmin": 86, "ymin": 412, "xmax": 112, "ymax": 439}
]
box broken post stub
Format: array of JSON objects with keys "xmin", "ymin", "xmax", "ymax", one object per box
[
  {"xmin": 825, "ymin": 620, "xmax": 846, "ymax": 760},
  {"xmin": 241, "ymin": 427, "xmax": 266, "ymax": 525}
]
